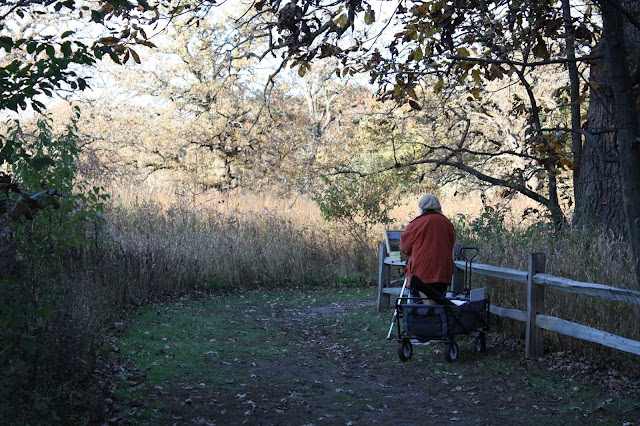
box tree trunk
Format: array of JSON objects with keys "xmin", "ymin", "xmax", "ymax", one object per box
[
  {"xmin": 599, "ymin": 1, "xmax": 640, "ymax": 288},
  {"xmin": 574, "ymin": 46, "xmax": 622, "ymax": 226}
]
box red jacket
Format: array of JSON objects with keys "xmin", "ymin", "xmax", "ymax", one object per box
[{"xmin": 400, "ymin": 213, "xmax": 456, "ymax": 285}]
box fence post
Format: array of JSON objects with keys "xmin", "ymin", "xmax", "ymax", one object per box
[
  {"xmin": 377, "ymin": 242, "xmax": 391, "ymax": 311},
  {"xmin": 452, "ymin": 243, "xmax": 464, "ymax": 294},
  {"xmin": 526, "ymin": 252, "xmax": 546, "ymax": 358}
]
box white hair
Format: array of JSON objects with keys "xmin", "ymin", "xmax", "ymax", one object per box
[{"xmin": 418, "ymin": 194, "xmax": 442, "ymax": 214}]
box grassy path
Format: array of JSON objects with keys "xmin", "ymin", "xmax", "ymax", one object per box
[{"xmin": 104, "ymin": 287, "xmax": 639, "ymax": 425}]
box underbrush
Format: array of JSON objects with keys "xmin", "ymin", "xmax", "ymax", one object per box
[{"xmin": 1, "ymin": 190, "xmax": 377, "ymax": 423}]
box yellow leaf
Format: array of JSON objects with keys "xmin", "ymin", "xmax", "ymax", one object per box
[
  {"xmin": 457, "ymin": 47, "xmax": 470, "ymax": 57},
  {"xmin": 335, "ymin": 13, "xmax": 348, "ymax": 29},
  {"xmin": 413, "ymin": 46, "xmax": 423, "ymax": 61},
  {"xmin": 472, "ymin": 69, "xmax": 482, "ymax": 85},
  {"xmin": 406, "ymin": 86, "xmax": 418, "ymax": 100},
  {"xmin": 364, "ymin": 10, "xmax": 374, "ymax": 25}
]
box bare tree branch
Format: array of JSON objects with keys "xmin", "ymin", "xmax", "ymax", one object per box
[
  {"xmin": 449, "ymin": 54, "xmax": 604, "ymax": 68},
  {"xmin": 544, "ymin": 127, "xmax": 619, "ymax": 163}
]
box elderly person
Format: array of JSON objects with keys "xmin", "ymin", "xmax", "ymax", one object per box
[{"xmin": 400, "ymin": 194, "xmax": 456, "ymax": 304}]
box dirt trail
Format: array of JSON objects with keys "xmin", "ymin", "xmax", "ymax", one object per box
[{"xmin": 108, "ymin": 298, "xmax": 639, "ymax": 425}]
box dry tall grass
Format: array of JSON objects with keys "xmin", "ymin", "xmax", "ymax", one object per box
[{"xmin": 95, "ymin": 186, "xmax": 374, "ymax": 306}]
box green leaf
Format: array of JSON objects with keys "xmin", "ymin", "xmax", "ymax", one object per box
[
  {"xmin": 46, "ymin": 44, "xmax": 55, "ymax": 58},
  {"xmin": 20, "ymin": 339, "xmax": 36, "ymax": 356},
  {"xmin": 138, "ymin": 40, "xmax": 157, "ymax": 48},
  {"xmin": 91, "ymin": 10, "xmax": 103, "ymax": 22},
  {"xmin": 0, "ymin": 36, "xmax": 13, "ymax": 52},
  {"xmin": 434, "ymin": 79, "xmax": 444, "ymax": 94},
  {"xmin": 457, "ymin": 47, "xmax": 470, "ymax": 57},
  {"xmin": 413, "ymin": 46, "xmax": 423, "ymax": 61},
  {"xmin": 30, "ymin": 156, "xmax": 55, "ymax": 171},
  {"xmin": 130, "ymin": 48, "xmax": 141, "ymax": 64},
  {"xmin": 61, "ymin": 41, "xmax": 72, "ymax": 58},
  {"xmin": 533, "ymin": 38, "xmax": 550, "ymax": 59},
  {"xmin": 6, "ymin": 60, "xmax": 20, "ymax": 73}
]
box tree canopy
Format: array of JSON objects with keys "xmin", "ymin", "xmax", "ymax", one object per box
[{"xmin": 0, "ymin": 0, "xmax": 170, "ymax": 113}]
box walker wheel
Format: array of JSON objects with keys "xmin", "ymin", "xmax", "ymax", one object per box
[
  {"xmin": 398, "ymin": 339, "xmax": 413, "ymax": 362},
  {"xmin": 445, "ymin": 341, "xmax": 459, "ymax": 363}
]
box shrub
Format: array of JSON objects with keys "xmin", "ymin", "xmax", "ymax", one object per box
[
  {"xmin": 313, "ymin": 172, "xmax": 405, "ymax": 248},
  {"xmin": 0, "ymin": 110, "xmax": 109, "ymax": 422}
]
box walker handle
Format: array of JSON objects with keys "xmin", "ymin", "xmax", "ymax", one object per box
[{"xmin": 458, "ymin": 246, "xmax": 479, "ymax": 261}]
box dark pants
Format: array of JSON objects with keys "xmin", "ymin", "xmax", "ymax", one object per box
[{"xmin": 409, "ymin": 276, "xmax": 453, "ymax": 305}]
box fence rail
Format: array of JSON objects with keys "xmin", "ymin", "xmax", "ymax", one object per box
[
  {"xmin": 453, "ymin": 253, "xmax": 640, "ymax": 357},
  {"xmin": 453, "ymin": 261, "xmax": 527, "ymax": 283}
]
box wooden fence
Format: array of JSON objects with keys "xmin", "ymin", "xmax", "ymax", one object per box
[{"xmin": 377, "ymin": 243, "xmax": 640, "ymax": 358}]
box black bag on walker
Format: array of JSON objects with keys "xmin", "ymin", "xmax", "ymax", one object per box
[
  {"xmin": 448, "ymin": 298, "xmax": 488, "ymax": 335},
  {"xmin": 402, "ymin": 304, "xmax": 450, "ymax": 338}
]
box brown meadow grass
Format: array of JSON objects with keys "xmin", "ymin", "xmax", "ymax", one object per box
[{"xmin": 96, "ymin": 186, "xmax": 373, "ymax": 302}]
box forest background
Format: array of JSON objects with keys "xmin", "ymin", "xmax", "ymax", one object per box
[{"xmin": 1, "ymin": 0, "xmax": 640, "ymax": 422}]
